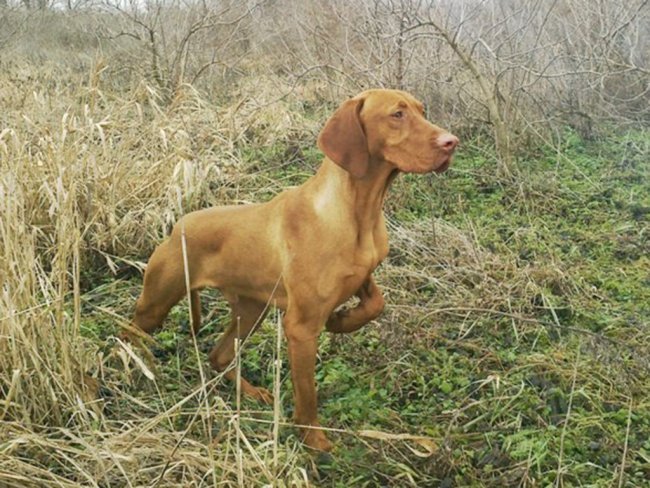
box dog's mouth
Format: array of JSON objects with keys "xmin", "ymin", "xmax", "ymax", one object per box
[
  {"xmin": 397, "ymin": 155, "xmax": 453, "ymax": 174},
  {"xmin": 434, "ymin": 156, "xmax": 452, "ymax": 174}
]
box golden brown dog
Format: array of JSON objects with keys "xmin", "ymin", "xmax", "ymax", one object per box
[{"xmin": 132, "ymin": 89, "xmax": 458, "ymax": 451}]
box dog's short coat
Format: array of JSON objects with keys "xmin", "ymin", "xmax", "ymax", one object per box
[{"xmin": 132, "ymin": 89, "xmax": 458, "ymax": 451}]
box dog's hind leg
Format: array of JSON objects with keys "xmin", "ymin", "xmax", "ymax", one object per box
[
  {"xmin": 209, "ymin": 295, "xmax": 272, "ymax": 404},
  {"xmin": 189, "ymin": 290, "xmax": 201, "ymax": 334}
]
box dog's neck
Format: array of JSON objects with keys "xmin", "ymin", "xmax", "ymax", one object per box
[{"xmin": 311, "ymin": 158, "xmax": 398, "ymax": 234}]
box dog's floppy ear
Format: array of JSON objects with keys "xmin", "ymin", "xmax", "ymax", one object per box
[{"xmin": 317, "ymin": 97, "xmax": 369, "ymax": 178}]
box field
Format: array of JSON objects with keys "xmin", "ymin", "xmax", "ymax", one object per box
[{"xmin": 1, "ymin": 5, "xmax": 649, "ymax": 488}]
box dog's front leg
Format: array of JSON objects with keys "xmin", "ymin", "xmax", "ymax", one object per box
[
  {"xmin": 325, "ymin": 276, "xmax": 385, "ymax": 334},
  {"xmin": 283, "ymin": 308, "xmax": 332, "ymax": 451}
]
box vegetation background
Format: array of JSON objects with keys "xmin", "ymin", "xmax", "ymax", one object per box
[{"xmin": 0, "ymin": 0, "xmax": 648, "ymax": 486}]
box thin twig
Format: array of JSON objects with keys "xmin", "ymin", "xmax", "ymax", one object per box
[
  {"xmin": 617, "ymin": 397, "xmax": 633, "ymax": 488},
  {"xmin": 555, "ymin": 342, "xmax": 581, "ymax": 488}
]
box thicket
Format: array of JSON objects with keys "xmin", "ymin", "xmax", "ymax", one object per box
[{"xmin": 0, "ymin": 1, "xmax": 648, "ymax": 486}]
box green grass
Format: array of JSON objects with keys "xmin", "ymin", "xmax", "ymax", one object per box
[
  {"xmin": 316, "ymin": 129, "xmax": 649, "ymax": 486},
  {"xmin": 74, "ymin": 128, "xmax": 649, "ymax": 486}
]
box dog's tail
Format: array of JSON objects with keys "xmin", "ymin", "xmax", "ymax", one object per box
[{"xmin": 190, "ymin": 290, "xmax": 201, "ymax": 335}]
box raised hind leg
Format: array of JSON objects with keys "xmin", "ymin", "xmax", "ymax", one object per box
[{"xmin": 209, "ymin": 295, "xmax": 271, "ymax": 404}]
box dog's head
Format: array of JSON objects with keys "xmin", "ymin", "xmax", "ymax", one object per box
[{"xmin": 318, "ymin": 89, "xmax": 458, "ymax": 178}]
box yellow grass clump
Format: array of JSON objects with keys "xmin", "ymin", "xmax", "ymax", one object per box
[{"xmin": 0, "ymin": 58, "xmax": 321, "ymax": 487}]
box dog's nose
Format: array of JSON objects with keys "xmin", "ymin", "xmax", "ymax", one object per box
[{"xmin": 438, "ymin": 133, "xmax": 459, "ymax": 152}]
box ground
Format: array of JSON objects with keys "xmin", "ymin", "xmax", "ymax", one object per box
[{"xmin": 80, "ymin": 127, "xmax": 649, "ymax": 486}]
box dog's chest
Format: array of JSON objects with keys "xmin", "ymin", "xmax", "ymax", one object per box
[
  {"xmin": 356, "ymin": 215, "xmax": 390, "ymax": 267},
  {"xmin": 353, "ymin": 236, "xmax": 386, "ymax": 271},
  {"xmin": 339, "ymin": 229, "xmax": 388, "ymax": 290}
]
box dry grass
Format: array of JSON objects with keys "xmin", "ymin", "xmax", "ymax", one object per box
[
  {"xmin": 1, "ymin": 43, "xmax": 648, "ymax": 486},
  {"xmin": 0, "ymin": 56, "xmax": 320, "ymax": 487}
]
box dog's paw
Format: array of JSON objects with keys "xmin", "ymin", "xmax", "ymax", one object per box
[
  {"xmin": 302, "ymin": 428, "xmax": 333, "ymax": 452},
  {"xmin": 244, "ymin": 386, "xmax": 274, "ymax": 405}
]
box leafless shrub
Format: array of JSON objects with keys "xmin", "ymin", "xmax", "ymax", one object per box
[
  {"xmin": 251, "ymin": 0, "xmax": 648, "ymax": 166},
  {"xmin": 98, "ymin": 0, "xmax": 262, "ymax": 98},
  {"xmin": 10, "ymin": 0, "xmax": 644, "ymax": 157}
]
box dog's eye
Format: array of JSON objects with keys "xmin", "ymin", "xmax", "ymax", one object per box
[{"xmin": 391, "ymin": 111, "xmax": 404, "ymax": 119}]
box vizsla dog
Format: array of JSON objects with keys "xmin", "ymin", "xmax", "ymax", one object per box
[{"xmin": 132, "ymin": 89, "xmax": 458, "ymax": 451}]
